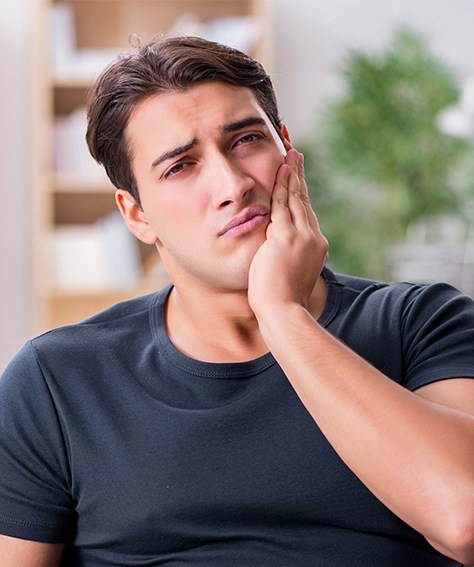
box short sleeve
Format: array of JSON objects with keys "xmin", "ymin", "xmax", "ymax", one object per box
[
  {"xmin": 401, "ymin": 283, "xmax": 474, "ymax": 391},
  {"xmin": 0, "ymin": 342, "xmax": 76, "ymax": 543}
]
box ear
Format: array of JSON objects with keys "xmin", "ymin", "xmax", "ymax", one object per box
[
  {"xmin": 115, "ymin": 189, "xmax": 159, "ymax": 245},
  {"xmin": 281, "ymin": 123, "xmax": 293, "ymax": 151}
]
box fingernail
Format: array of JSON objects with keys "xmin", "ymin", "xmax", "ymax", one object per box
[{"xmin": 297, "ymin": 152, "xmax": 304, "ymax": 166}]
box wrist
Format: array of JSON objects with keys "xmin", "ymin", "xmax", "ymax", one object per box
[
  {"xmin": 254, "ymin": 300, "xmax": 315, "ymax": 347},
  {"xmin": 251, "ymin": 274, "xmax": 327, "ymax": 328}
]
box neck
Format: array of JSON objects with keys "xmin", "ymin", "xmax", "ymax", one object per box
[
  {"xmin": 165, "ymin": 283, "xmax": 267, "ymax": 363},
  {"xmin": 164, "ymin": 274, "xmax": 327, "ymax": 364}
]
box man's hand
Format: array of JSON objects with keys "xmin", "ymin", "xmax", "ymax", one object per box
[{"xmin": 248, "ymin": 149, "xmax": 328, "ymax": 317}]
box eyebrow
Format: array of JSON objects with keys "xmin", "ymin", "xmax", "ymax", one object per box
[
  {"xmin": 151, "ymin": 138, "xmax": 198, "ymax": 170},
  {"xmin": 150, "ymin": 116, "xmax": 268, "ymax": 170},
  {"xmin": 221, "ymin": 116, "xmax": 268, "ymax": 133}
]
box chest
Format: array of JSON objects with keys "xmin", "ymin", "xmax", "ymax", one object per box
[{"xmin": 65, "ymin": 367, "xmax": 400, "ymax": 558}]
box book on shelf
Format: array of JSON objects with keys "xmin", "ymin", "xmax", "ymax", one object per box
[
  {"xmin": 51, "ymin": 3, "xmax": 261, "ymax": 83},
  {"xmin": 53, "ymin": 107, "xmax": 104, "ymax": 180},
  {"xmin": 52, "ymin": 2, "xmax": 121, "ymax": 82},
  {"xmin": 52, "ymin": 212, "xmax": 141, "ymax": 292}
]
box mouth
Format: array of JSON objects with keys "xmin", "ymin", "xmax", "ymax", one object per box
[{"xmin": 219, "ymin": 205, "xmax": 269, "ymax": 238}]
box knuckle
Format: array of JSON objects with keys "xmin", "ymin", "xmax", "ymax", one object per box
[
  {"xmin": 276, "ymin": 197, "xmax": 289, "ymax": 208},
  {"xmin": 321, "ymin": 237, "xmax": 330, "ymax": 254}
]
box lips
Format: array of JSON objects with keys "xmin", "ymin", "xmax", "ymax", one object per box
[{"xmin": 219, "ymin": 205, "xmax": 269, "ymax": 237}]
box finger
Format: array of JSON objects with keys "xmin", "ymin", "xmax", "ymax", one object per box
[
  {"xmin": 295, "ymin": 151, "xmax": 330, "ymax": 261},
  {"xmin": 269, "ymin": 163, "xmax": 292, "ymax": 226},
  {"xmin": 294, "ymin": 151, "xmax": 323, "ymax": 235},
  {"xmin": 285, "ymin": 150, "xmax": 309, "ymax": 230}
]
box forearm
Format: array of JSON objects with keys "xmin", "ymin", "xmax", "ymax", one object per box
[
  {"xmin": 0, "ymin": 535, "xmax": 64, "ymax": 567},
  {"xmin": 257, "ymin": 301, "xmax": 474, "ymax": 562},
  {"xmin": 248, "ymin": 147, "xmax": 473, "ymax": 561}
]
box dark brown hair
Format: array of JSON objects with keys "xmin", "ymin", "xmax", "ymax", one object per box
[{"xmin": 86, "ymin": 35, "xmax": 282, "ymax": 206}]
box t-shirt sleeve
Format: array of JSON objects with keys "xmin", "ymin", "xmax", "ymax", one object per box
[
  {"xmin": 401, "ymin": 282, "xmax": 474, "ymax": 391},
  {"xmin": 0, "ymin": 341, "xmax": 76, "ymax": 543}
]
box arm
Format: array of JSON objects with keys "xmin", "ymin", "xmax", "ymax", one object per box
[
  {"xmin": 0, "ymin": 535, "xmax": 64, "ymax": 567},
  {"xmin": 249, "ymin": 149, "xmax": 474, "ymax": 565},
  {"xmin": 0, "ymin": 345, "xmax": 75, "ymax": 559}
]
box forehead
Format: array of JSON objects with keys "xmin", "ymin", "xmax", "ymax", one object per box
[{"xmin": 127, "ymin": 82, "xmax": 272, "ymax": 142}]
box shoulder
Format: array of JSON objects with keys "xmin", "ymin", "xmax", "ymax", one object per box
[
  {"xmin": 326, "ymin": 268, "xmax": 473, "ymax": 320},
  {"xmin": 324, "ymin": 268, "xmax": 474, "ymax": 387},
  {"xmin": 32, "ymin": 287, "xmax": 168, "ymax": 352},
  {"xmin": 2, "ymin": 287, "xmax": 171, "ymax": 391}
]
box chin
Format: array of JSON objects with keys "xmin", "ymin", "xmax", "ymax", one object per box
[
  {"xmin": 210, "ymin": 263, "xmax": 252, "ymax": 293},
  {"xmin": 221, "ymin": 271, "xmax": 251, "ymax": 292}
]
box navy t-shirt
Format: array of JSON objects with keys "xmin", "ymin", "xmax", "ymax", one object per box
[{"xmin": 1, "ymin": 269, "xmax": 473, "ymax": 566}]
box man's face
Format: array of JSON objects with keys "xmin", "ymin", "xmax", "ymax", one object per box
[{"xmin": 118, "ymin": 81, "xmax": 288, "ymax": 292}]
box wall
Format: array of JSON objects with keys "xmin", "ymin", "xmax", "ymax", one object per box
[
  {"xmin": 0, "ymin": 0, "xmax": 34, "ymax": 372},
  {"xmin": 269, "ymin": 0, "xmax": 474, "ymax": 141},
  {"xmin": 268, "ymin": 0, "xmax": 474, "ymax": 295}
]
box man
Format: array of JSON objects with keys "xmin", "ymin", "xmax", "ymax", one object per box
[{"xmin": 0, "ymin": 36, "xmax": 473, "ymax": 567}]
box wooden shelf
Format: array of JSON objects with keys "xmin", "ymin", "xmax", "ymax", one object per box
[
  {"xmin": 50, "ymin": 288, "xmax": 151, "ymax": 330},
  {"xmin": 34, "ymin": 0, "xmax": 272, "ymax": 331},
  {"xmin": 53, "ymin": 172, "xmax": 113, "ymax": 193}
]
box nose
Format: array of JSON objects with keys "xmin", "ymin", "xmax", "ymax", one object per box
[{"xmin": 210, "ymin": 155, "xmax": 255, "ymax": 210}]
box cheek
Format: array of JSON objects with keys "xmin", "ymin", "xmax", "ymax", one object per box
[
  {"xmin": 144, "ymin": 192, "xmax": 209, "ymax": 237},
  {"xmin": 253, "ymin": 152, "xmax": 285, "ymax": 195}
]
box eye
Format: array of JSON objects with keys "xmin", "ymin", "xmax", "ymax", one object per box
[
  {"xmin": 163, "ymin": 161, "xmax": 192, "ymax": 179},
  {"xmin": 234, "ymin": 132, "xmax": 265, "ymax": 147}
]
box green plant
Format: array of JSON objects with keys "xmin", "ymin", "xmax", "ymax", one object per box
[{"xmin": 301, "ymin": 27, "xmax": 471, "ymax": 279}]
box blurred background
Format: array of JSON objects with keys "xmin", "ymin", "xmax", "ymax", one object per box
[{"xmin": 1, "ymin": 0, "xmax": 473, "ymax": 371}]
